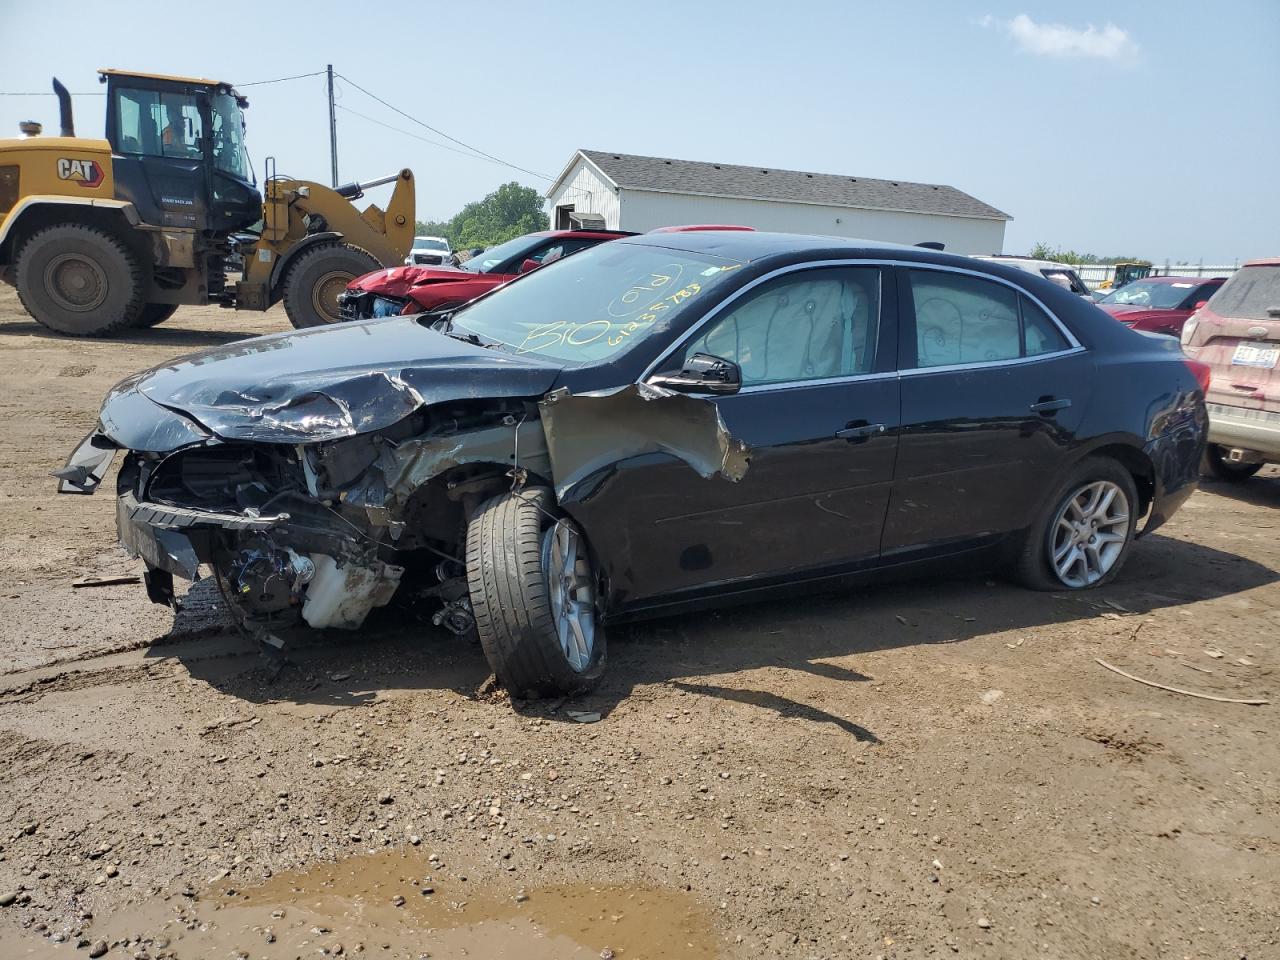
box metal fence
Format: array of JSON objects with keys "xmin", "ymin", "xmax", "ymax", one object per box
[{"xmin": 1076, "ymin": 262, "xmax": 1240, "ymax": 289}]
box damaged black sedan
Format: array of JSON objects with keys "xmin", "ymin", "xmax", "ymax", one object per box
[{"xmin": 58, "ymin": 232, "xmax": 1207, "ymax": 698}]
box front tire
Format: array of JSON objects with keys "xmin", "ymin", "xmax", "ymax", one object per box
[
  {"xmin": 1015, "ymin": 457, "xmax": 1139, "ymax": 591},
  {"xmin": 281, "ymin": 242, "xmax": 380, "ymax": 329},
  {"xmin": 14, "ymin": 224, "xmax": 146, "ymax": 336},
  {"xmin": 131, "ymin": 302, "xmax": 180, "ymax": 329},
  {"xmin": 1203, "ymin": 444, "xmax": 1263, "ymax": 482},
  {"xmin": 465, "ymin": 488, "xmax": 606, "ymax": 698}
]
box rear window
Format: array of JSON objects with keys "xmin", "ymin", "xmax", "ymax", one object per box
[{"xmin": 1207, "ymin": 266, "xmax": 1280, "ymax": 321}]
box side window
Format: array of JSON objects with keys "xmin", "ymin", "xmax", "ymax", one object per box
[
  {"xmin": 114, "ymin": 88, "xmax": 201, "ymax": 159},
  {"xmin": 910, "ymin": 270, "xmax": 1020, "ymax": 367},
  {"xmin": 1021, "ymin": 296, "xmax": 1070, "ymax": 356},
  {"xmin": 909, "ymin": 270, "xmax": 1070, "ymax": 367},
  {"xmin": 682, "ymin": 268, "xmax": 880, "ymax": 386}
]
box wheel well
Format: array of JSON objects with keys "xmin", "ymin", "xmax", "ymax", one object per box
[
  {"xmin": 396, "ymin": 462, "xmax": 554, "ymax": 558},
  {"xmin": 1085, "ymin": 443, "xmax": 1155, "ymax": 517},
  {"xmin": 1, "ymin": 204, "xmax": 149, "ymax": 269}
]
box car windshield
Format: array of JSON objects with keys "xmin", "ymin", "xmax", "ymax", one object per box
[
  {"xmin": 451, "ymin": 241, "xmax": 744, "ymax": 364},
  {"xmin": 1206, "ymin": 266, "xmax": 1280, "ymax": 321},
  {"xmin": 413, "ymin": 238, "xmax": 449, "ymax": 251},
  {"xmin": 1100, "ymin": 279, "xmax": 1201, "ymax": 309},
  {"xmin": 210, "ymin": 92, "xmax": 252, "ymax": 182},
  {"xmin": 457, "ymin": 235, "xmax": 545, "ymax": 273}
]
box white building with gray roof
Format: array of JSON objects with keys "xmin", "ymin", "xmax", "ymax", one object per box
[{"xmin": 545, "ymin": 149, "xmax": 1011, "ymax": 254}]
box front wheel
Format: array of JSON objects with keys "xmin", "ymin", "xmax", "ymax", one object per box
[
  {"xmin": 281, "ymin": 242, "xmax": 380, "ymax": 329},
  {"xmin": 1015, "ymin": 457, "xmax": 1139, "ymax": 591},
  {"xmin": 131, "ymin": 302, "xmax": 180, "ymax": 329},
  {"xmin": 14, "ymin": 224, "xmax": 146, "ymax": 336},
  {"xmin": 465, "ymin": 488, "xmax": 606, "ymax": 698},
  {"xmin": 1203, "ymin": 445, "xmax": 1263, "ymax": 482}
]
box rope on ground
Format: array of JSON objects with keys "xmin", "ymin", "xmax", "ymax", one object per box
[{"xmin": 1094, "ymin": 658, "xmax": 1269, "ymax": 706}]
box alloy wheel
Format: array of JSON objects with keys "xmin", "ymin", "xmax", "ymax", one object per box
[
  {"xmin": 1049, "ymin": 480, "xmax": 1130, "ymax": 588},
  {"xmin": 542, "ymin": 521, "xmax": 597, "ymax": 672}
]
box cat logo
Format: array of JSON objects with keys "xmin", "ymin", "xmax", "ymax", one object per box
[{"xmin": 56, "ymin": 158, "xmax": 105, "ymax": 189}]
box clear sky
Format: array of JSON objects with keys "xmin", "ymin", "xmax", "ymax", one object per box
[{"xmin": 2, "ymin": 1, "xmax": 1276, "ymax": 263}]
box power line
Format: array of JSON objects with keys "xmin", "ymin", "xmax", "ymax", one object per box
[
  {"xmin": 0, "ymin": 70, "xmax": 325, "ymax": 97},
  {"xmin": 337, "ymin": 104, "xmax": 525, "ymax": 164},
  {"xmin": 237, "ymin": 70, "xmax": 326, "ymax": 87},
  {"xmin": 334, "ymin": 72, "xmax": 556, "ymax": 182}
]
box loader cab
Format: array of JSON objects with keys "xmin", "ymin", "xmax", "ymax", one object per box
[{"xmin": 100, "ymin": 70, "xmax": 261, "ymax": 235}]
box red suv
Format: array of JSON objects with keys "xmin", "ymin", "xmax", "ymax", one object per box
[{"xmin": 338, "ymin": 229, "xmax": 632, "ymax": 322}]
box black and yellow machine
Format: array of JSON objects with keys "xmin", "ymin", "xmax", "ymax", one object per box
[
  {"xmin": 0, "ymin": 70, "xmax": 415, "ymax": 335},
  {"xmin": 1097, "ymin": 260, "xmax": 1154, "ymax": 292}
]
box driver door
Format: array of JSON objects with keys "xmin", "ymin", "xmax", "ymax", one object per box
[{"xmin": 570, "ymin": 265, "xmax": 901, "ymax": 610}]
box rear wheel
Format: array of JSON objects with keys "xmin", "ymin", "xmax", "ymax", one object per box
[
  {"xmin": 14, "ymin": 224, "xmax": 145, "ymax": 336},
  {"xmin": 131, "ymin": 302, "xmax": 180, "ymax": 329},
  {"xmin": 465, "ymin": 488, "xmax": 606, "ymax": 698},
  {"xmin": 1015, "ymin": 457, "xmax": 1139, "ymax": 591},
  {"xmin": 281, "ymin": 242, "xmax": 380, "ymax": 329},
  {"xmin": 1203, "ymin": 444, "xmax": 1263, "ymax": 482}
]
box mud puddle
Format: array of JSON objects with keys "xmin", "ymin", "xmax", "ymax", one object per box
[{"xmin": 2, "ymin": 847, "xmax": 720, "ymax": 959}]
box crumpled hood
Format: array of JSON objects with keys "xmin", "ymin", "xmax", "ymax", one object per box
[
  {"xmin": 1099, "ymin": 305, "xmax": 1180, "ymax": 325},
  {"xmin": 348, "ymin": 264, "xmax": 512, "ymax": 314},
  {"xmin": 100, "ymin": 316, "xmax": 562, "ymax": 448},
  {"xmin": 348, "ymin": 264, "xmax": 466, "ymax": 300}
]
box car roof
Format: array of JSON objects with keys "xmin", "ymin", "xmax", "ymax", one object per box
[
  {"xmin": 536, "ymin": 229, "xmax": 634, "ymax": 240},
  {"xmin": 618, "ymin": 229, "xmax": 924, "ymax": 262},
  {"xmin": 1242, "ymin": 258, "xmax": 1280, "ymax": 267},
  {"xmin": 972, "ymin": 255, "xmax": 1077, "ymax": 271}
]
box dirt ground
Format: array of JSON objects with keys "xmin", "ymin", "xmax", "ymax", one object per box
[{"xmin": 0, "ymin": 284, "xmax": 1277, "ymax": 960}]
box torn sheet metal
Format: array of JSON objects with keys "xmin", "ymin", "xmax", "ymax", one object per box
[{"xmin": 538, "ymin": 383, "xmax": 751, "ymax": 498}]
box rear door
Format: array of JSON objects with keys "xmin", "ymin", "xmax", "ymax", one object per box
[
  {"xmin": 882, "ymin": 266, "xmax": 1093, "ymax": 563},
  {"xmin": 570, "ymin": 264, "xmax": 900, "ymax": 609}
]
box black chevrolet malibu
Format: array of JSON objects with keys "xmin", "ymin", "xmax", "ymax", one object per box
[{"xmin": 58, "ymin": 232, "xmax": 1208, "ymax": 699}]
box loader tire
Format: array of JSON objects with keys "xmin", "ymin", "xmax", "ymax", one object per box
[
  {"xmin": 14, "ymin": 224, "xmax": 146, "ymax": 336},
  {"xmin": 131, "ymin": 302, "xmax": 180, "ymax": 329},
  {"xmin": 281, "ymin": 242, "xmax": 380, "ymax": 329}
]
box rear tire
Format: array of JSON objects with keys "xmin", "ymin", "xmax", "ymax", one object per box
[
  {"xmin": 131, "ymin": 302, "xmax": 180, "ymax": 329},
  {"xmin": 14, "ymin": 224, "xmax": 145, "ymax": 336},
  {"xmin": 1203, "ymin": 444, "xmax": 1263, "ymax": 482},
  {"xmin": 281, "ymin": 242, "xmax": 380, "ymax": 329},
  {"xmin": 1014, "ymin": 457, "xmax": 1139, "ymax": 591},
  {"xmin": 465, "ymin": 488, "xmax": 606, "ymax": 698}
]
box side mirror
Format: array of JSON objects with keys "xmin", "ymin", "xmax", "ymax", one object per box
[
  {"xmin": 519, "ymin": 258, "xmax": 541, "ymax": 274},
  {"xmin": 1194, "ymin": 300, "xmax": 1208, "ymax": 310},
  {"xmin": 647, "ymin": 353, "xmax": 741, "ymax": 395}
]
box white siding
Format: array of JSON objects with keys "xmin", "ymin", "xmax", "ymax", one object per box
[
  {"xmin": 618, "ymin": 190, "xmax": 1005, "ymax": 255},
  {"xmin": 544, "ymin": 159, "xmax": 620, "ymax": 230}
]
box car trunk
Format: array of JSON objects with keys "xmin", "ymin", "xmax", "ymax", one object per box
[{"xmin": 1188, "ymin": 264, "xmax": 1280, "ymax": 415}]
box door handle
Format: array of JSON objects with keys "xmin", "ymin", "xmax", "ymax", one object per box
[
  {"xmin": 836, "ymin": 422, "xmax": 886, "ymax": 441},
  {"xmin": 1029, "ymin": 397, "xmax": 1072, "ymax": 414}
]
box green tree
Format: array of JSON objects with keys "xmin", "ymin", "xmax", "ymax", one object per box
[
  {"xmin": 413, "ymin": 218, "xmax": 452, "ymax": 239},
  {"xmin": 1028, "ymin": 242, "xmax": 1145, "ymax": 265},
  {"xmin": 449, "ymin": 182, "xmax": 549, "ymax": 249}
]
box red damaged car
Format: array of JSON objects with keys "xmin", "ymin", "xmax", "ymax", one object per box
[
  {"xmin": 1095, "ymin": 275, "xmax": 1225, "ymax": 338},
  {"xmin": 338, "ymin": 229, "xmax": 632, "ymax": 322}
]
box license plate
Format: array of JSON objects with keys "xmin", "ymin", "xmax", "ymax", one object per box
[{"xmin": 1231, "ymin": 343, "xmax": 1279, "ymax": 368}]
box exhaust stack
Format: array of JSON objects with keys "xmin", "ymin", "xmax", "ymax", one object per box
[{"xmin": 51, "ymin": 78, "xmax": 74, "ymax": 137}]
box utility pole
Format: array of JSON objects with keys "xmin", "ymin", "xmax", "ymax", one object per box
[{"xmin": 326, "ymin": 64, "xmax": 338, "ymax": 187}]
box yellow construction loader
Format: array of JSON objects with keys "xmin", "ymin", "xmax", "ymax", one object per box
[{"xmin": 0, "ymin": 69, "xmax": 414, "ymax": 335}]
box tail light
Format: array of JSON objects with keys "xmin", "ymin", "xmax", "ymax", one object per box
[{"xmin": 1183, "ymin": 358, "xmax": 1211, "ymax": 394}]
